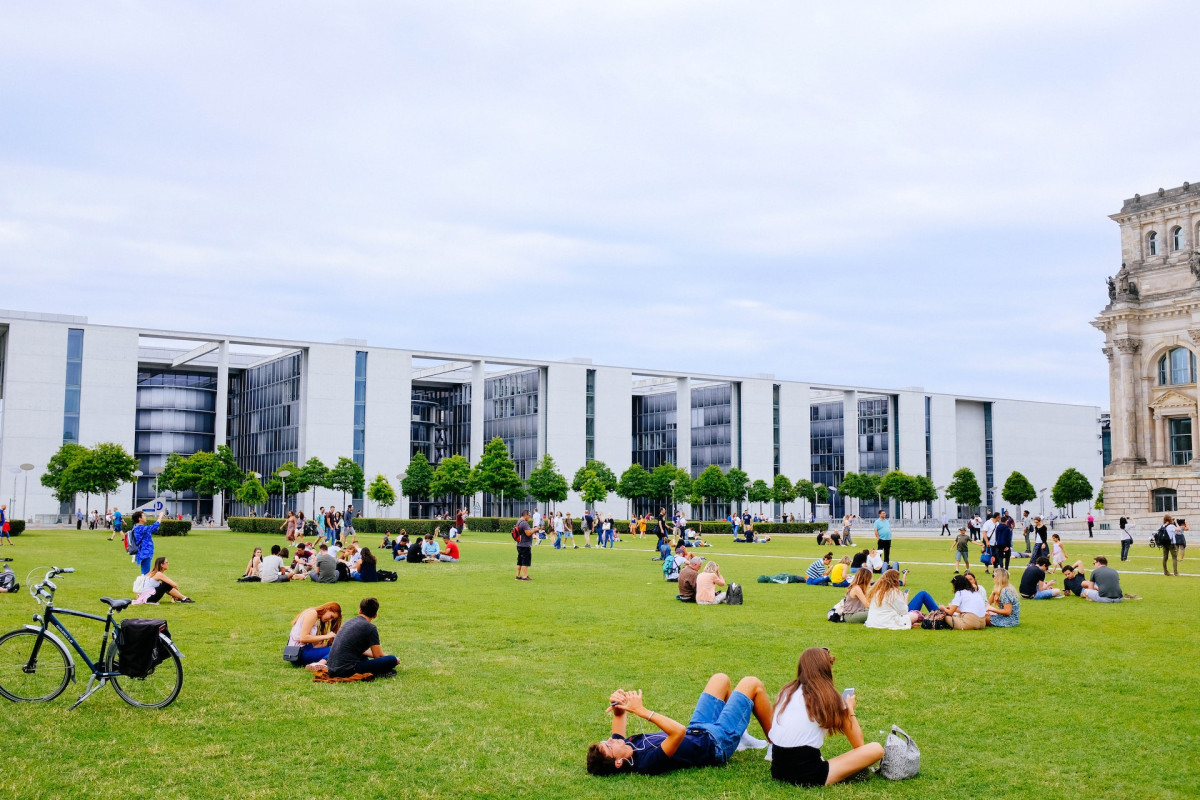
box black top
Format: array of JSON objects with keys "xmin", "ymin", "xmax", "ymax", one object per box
[
  {"xmin": 326, "ymin": 616, "xmax": 380, "ymax": 676},
  {"xmin": 1063, "ymin": 573, "xmax": 1084, "ymax": 596},
  {"xmin": 851, "ymin": 552, "xmax": 867, "ymax": 569},
  {"xmin": 1019, "ymin": 563, "xmax": 1045, "ymax": 597}
]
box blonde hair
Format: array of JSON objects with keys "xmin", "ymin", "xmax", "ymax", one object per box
[
  {"xmin": 703, "ymin": 561, "xmax": 720, "ymax": 574},
  {"xmin": 867, "ymin": 569, "xmax": 903, "ymax": 607},
  {"xmin": 989, "ymin": 568, "xmax": 1011, "ymax": 606},
  {"xmin": 838, "ymin": 555, "xmax": 852, "ymax": 567}
]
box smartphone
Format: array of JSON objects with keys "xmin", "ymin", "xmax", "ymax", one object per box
[{"xmin": 842, "ymin": 688, "xmax": 854, "ymax": 701}]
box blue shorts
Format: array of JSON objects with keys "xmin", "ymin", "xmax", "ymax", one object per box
[
  {"xmin": 1034, "ymin": 589, "xmax": 1056, "ymax": 599},
  {"xmin": 689, "ymin": 689, "xmax": 753, "ymax": 764}
]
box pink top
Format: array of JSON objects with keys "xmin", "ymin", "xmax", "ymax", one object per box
[{"xmin": 696, "ymin": 572, "xmax": 726, "ymax": 603}]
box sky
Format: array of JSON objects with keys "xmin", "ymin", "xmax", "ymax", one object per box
[{"xmin": 4, "ymin": 1, "xmax": 1200, "ymax": 408}]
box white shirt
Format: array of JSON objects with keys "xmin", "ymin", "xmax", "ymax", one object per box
[
  {"xmin": 951, "ymin": 589, "xmax": 987, "ymax": 617},
  {"xmin": 865, "ymin": 552, "xmax": 884, "ymax": 571},
  {"xmin": 1120, "ymin": 522, "xmax": 1134, "ymax": 542},
  {"xmin": 865, "ymin": 589, "xmax": 912, "ymax": 630},
  {"xmin": 770, "ymin": 686, "xmax": 832, "ymax": 748},
  {"xmin": 260, "ymin": 555, "xmax": 285, "ymax": 583},
  {"xmin": 554, "ymin": 516, "xmax": 564, "ymax": 532},
  {"xmin": 982, "ymin": 519, "xmax": 996, "ymax": 543},
  {"xmin": 532, "ymin": 511, "xmax": 543, "ymax": 529},
  {"xmin": 940, "ymin": 513, "xmax": 948, "ymax": 524}
]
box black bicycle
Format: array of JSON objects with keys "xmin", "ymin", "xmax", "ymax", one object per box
[{"xmin": 0, "ymin": 567, "xmax": 184, "ymax": 708}]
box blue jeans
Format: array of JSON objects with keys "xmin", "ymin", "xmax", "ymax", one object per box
[
  {"xmin": 139, "ymin": 557, "xmax": 153, "ymax": 575},
  {"xmin": 831, "ymin": 580, "xmax": 850, "ymax": 588},
  {"xmin": 805, "ymin": 577, "xmax": 830, "ymax": 585},
  {"xmin": 1033, "ymin": 589, "xmax": 1056, "ymax": 599},
  {"xmin": 1120, "ymin": 540, "xmax": 1132, "ymax": 561},
  {"xmin": 907, "ymin": 590, "xmax": 938, "ymax": 613},
  {"xmin": 299, "ymin": 644, "xmax": 330, "ymax": 665},
  {"xmin": 337, "ymin": 655, "xmax": 398, "ymax": 678},
  {"xmin": 553, "ymin": 533, "xmax": 562, "ymax": 549},
  {"xmin": 689, "ymin": 689, "xmax": 753, "ymax": 764}
]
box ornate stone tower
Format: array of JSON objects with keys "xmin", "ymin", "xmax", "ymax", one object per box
[{"xmin": 1093, "ymin": 182, "xmax": 1200, "ymax": 522}]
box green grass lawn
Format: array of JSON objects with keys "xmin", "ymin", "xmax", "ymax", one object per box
[{"xmin": 0, "ymin": 528, "xmax": 1196, "ymax": 799}]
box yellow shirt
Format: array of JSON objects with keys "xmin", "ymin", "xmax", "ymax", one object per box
[{"xmin": 830, "ymin": 563, "xmax": 849, "ymax": 584}]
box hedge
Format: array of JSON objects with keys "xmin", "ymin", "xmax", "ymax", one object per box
[
  {"xmin": 120, "ymin": 519, "xmax": 191, "ymax": 537},
  {"xmin": 227, "ymin": 516, "xmax": 826, "ymax": 536},
  {"xmin": 7, "ymin": 521, "xmax": 24, "ymax": 536}
]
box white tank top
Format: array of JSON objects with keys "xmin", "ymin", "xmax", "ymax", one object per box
[
  {"xmin": 770, "ymin": 687, "xmax": 832, "ymax": 749},
  {"xmin": 287, "ymin": 616, "xmax": 320, "ymax": 647}
]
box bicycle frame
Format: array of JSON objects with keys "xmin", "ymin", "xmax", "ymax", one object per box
[{"xmin": 27, "ymin": 602, "xmax": 118, "ymax": 679}]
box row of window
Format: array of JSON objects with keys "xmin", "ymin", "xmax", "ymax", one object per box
[
  {"xmin": 1146, "ymin": 225, "xmax": 1197, "ymax": 256},
  {"xmin": 1158, "ymin": 347, "xmax": 1197, "ymax": 386}
]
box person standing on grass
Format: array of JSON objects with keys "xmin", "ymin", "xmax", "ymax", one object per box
[
  {"xmin": 1087, "ymin": 512, "xmax": 1095, "ymax": 538},
  {"xmin": 768, "ymin": 647, "xmax": 884, "ymax": 787},
  {"xmin": 940, "ymin": 510, "xmax": 950, "ymax": 536},
  {"xmin": 325, "ymin": 597, "xmax": 399, "ymax": 678},
  {"xmin": 1119, "ymin": 517, "xmax": 1134, "ymax": 562},
  {"xmin": 106, "ymin": 507, "xmax": 123, "ymax": 542},
  {"xmin": 582, "ymin": 508, "xmax": 594, "ymax": 548},
  {"xmin": 1159, "ymin": 515, "xmax": 1179, "ymax": 577},
  {"xmin": 1175, "ymin": 518, "xmax": 1188, "ymax": 561},
  {"xmin": 515, "ymin": 509, "xmax": 534, "ymax": 581},
  {"xmin": 953, "ymin": 527, "xmax": 970, "ymax": 572},
  {"xmin": 1050, "ymin": 534, "xmax": 1067, "ymax": 573},
  {"xmin": 873, "ymin": 510, "xmax": 892, "ymax": 565},
  {"xmin": 993, "ymin": 514, "xmax": 1013, "ymax": 572},
  {"xmin": 657, "ymin": 507, "xmax": 668, "ymax": 545},
  {"xmin": 586, "ymin": 674, "xmax": 772, "ymax": 776},
  {"xmin": 130, "ymin": 510, "xmax": 165, "ymax": 575},
  {"xmin": 1021, "ymin": 510, "xmax": 1032, "ymax": 552},
  {"xmin": 0, "ymin": 504, "xmax": 10, "ymax": 546},
  {"xmin": 563, "ymin": 512, "xmax": 577, "ymax": 549}
]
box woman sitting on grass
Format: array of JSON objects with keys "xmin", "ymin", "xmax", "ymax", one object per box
[
  {"xmin": 352, "ymin": 547, "xmax": 379, "ymax": 582},
  {"xmin": 136, "ymin": 557, "xmax": 194, "ymax": 604},
  {"xmin": 696, "ymin": 561, "xmax": 728, "ymax": 605},
  {"xmin": 985, "ymin": 568, "xmax": 1020, "ymax": 627},
  {"xmin": 863, "ymin": 570, "xmax": 933, "ymax": 630},
  {"xmin": 242, "ymin": 547, "xmax": 263, "ymax": 580},
  {"xmin": 287, "ymin": 601, "xmax": 341, "ymax": 667},
  {"xmin": 768, "ymin": 647, "xmax": 883, "ymax": 787},
  {"xmin": 829, "ymin": 556, "xmax": 852, "ymax": 587},
  {"xmin": 940, "ymin": 574, "xmax": 987, "ymax": 630},
  {"xmin": 837, "ymin": 568, "xmax": 873, "ymax": 623}
]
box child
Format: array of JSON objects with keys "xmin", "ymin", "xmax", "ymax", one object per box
[
  {"xmin": 1050, "ymin": 534, "xmax": 1066, "ymax": 572},
  {"xmin": 954, "ymin": 527, "xmax": 970, "ymax": 573}
]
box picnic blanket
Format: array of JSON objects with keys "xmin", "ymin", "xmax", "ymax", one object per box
[{"xmin": 311, "ymin": 668, "xmax": 375, "ymax": 683}]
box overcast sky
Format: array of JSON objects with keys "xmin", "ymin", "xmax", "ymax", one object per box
[{"xmin": 4, "ymin": 1, "xmax": 1199, "ymax": 407}]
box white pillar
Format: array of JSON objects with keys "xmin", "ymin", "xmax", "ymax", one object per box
[
  {"xmin": 214, "ymin": 340, "xmax": 229, "ymax": 526},
  {"xmin": 471, "ymin": 360, "xmax": 485, "ymax": 464},
  {"xmin": 729, "ymin": 382, "xmax": 741, "ymax": 469},
  {"xmin": 676, "ymin": 377, "xmax": 692, "ymax": 479},
  {"xmin": 537, "ymin": 366, "xmax": 548, "ymax": 459}
]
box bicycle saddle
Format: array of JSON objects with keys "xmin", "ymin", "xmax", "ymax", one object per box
[{"xmin": 100, "ymin": 597, "xmax": 132, "ymax": 611}]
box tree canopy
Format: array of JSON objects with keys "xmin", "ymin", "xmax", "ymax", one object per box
[
  {"xmin": 401, "ymin": 453, "xmax": 434, "ymax": 501},
  {"xmin": 41, "ymin": 443, "xmax": 90, "ymax": 505},
  {"xmin": 571, "ymin": 460, "xmax": 618, "ymax": 494},
  {"xmin": 616, "ymin": 463, "xmax": 652, "ymax": 502},
  {"xmin": 430, "ymin": 455, "xmax": 473, "ymax": 499},
  {"xmin": 328, "ymin": 456, "xmax": 365, "ymax": 505},
  {"xmin": 527, "ymin": 454, "xmax": 569, "ymax": 507},
  {"xmin": 1001, "ymin": 471, "xmax": 1037, "ymax": 509},
  {"xmin": 945, "ymin": 467, "xmax": 983, "ymax": 509},
  {"xmin": 235, "ymin": 473, "xmax": 268, "ymax": 510},
  {"xmin": 1051, "ymin": 467, "xmax": 1093, "ymax": 515},
  {"xmin": 747, "ymin": 479, "xmax": 772, "ymax": 510},
  {"xmin": 693, "ymin": 465, "xmax": 731, "ymax": 505},
  {"xmin": 725, "ymin": 468, "xmax": 749, "ymax": 510},
  {"xmin": 367, "ymin": 474, "xmax": 397, "ymax": 513},
  {"xmin": 472, "ymin": 438, "xmax": 525, "ymax": 508}
]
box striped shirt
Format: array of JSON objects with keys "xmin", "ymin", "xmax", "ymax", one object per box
[{"xmin": 806, "ymin": 559, "xmax": 828, "ymax": 581}]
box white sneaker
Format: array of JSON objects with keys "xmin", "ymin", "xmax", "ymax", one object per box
[{"xmin": 736, "ymin": 732, "xmax": 768, "ymax": 751}]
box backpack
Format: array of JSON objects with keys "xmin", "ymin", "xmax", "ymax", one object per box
[
  {"xmin": 125, "ymin": 526, "xmax": 144, "ymax": 556},
  {"xmin": 1154, "ymin": 526, "xmax": 1172, "ymax": 548},
  {"xmin": 725, "ymin": 583, "xmax": 743, "ymax": 605},
  {"xmin": 115, "ymin": 618, "xmax": 170, "ymax": 678},
  {"xmin": 511, "ymin": 525, "xmax": 521, "ymax": 542},
  {"xmin": 0, "ymin": 565, "xmax": 16, "ymax": 593},
  {"xmin": 663, "ymin": 557, "xmax": 679, "ymax": 581},
  {"xmin": 376, "ymin": 569, "xmax": 398, "ymax": 582}
]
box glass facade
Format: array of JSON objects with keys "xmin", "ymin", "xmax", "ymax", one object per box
[
  {"xmin": 811, "ymin": 401, "xmax": 844, "ymax": 518},
  {"xmin": 984, "ymin": 402, "xmax": 995, "ymax": 511},
  {"xmin": 410, "ymin": 383, "xmax": 472, "ymax": 518},
  {"xmin": 1101, "ymin": 414, "xmax": 1112, "ymax": 468},
  {"xmin": 63, "ymin": 328, "xmax": 83, "ymax": 445},
  {"xmin": 483, "ymin": 369, "xmax": 539, "ymax": 516},
  {"xmin": 227, "ymin": 352, "xmax": 302, "ymax": 516},
  {"xmin": 134, "ymin": 370, "xmax": 217, "ymax": 517},
  {"xmin": 856, "ymin": 396, "xmax": 890, "ymax": 519},
  {"xmin": 632, "ymin": 391, "xmax": 677, "ymax": 472},
  {"xmin": 1158, "ymin": 347, "xmax": 1196, "ymax": 385},
  {"xmin": 1170, "ymin": 417, "xmax": 1192, "ymax": 465},
  {"xmin": 1154, "ymin": 487, "xmax": 1178, "ymax": 513},
  {"xmin": 690, "ymin": 384, "xmax": 732, "ymax": 519},
  {"xmin": 585, "ymin": 369, "xmax": 596, "ymax": 462},
  {"xmin": 353, "ymin": 351, "xmax": 367, "ymax": 470},
  {"xmin": 772, "ymin": 385, "xmax": 781, "ymax": 477},
  {"xmin": 924, "ymin": 395, "xmax": 933, "ymax": 516}
]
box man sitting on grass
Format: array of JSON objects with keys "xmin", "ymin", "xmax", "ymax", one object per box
[
  {"xmin": 1081, "ymin": 556, "xmax": 1124, "ymax": 603},
  {"xmin": 1018, "ymin": 556, "xmax": 1063, "ymax": 599},
  {"xmin": 586, "ymin": 673, "xmax": 771, "ymax": 776},
  {"xmin": 324, "ymin": 597, "xmax": 399, "ymax": 678},
  {"xmin": 806, "ymin": 553, "xmax": 833, "ymax": 585}
]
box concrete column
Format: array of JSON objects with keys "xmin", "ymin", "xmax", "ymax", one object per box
[
  {"xmin": 1114, "ymin": 349, "xmax": 1136, "ymax": 461},
  {"xmin": 1155, "ymin": 414, "xmax": 1167, "ymax": 466},
  {"xmin": 676, "ymin": 377, "xmax": 692, "ymax": 477},
  {"xmin": 470, "ymin": 360, "xmax": 485, "ymax": 465},
  {"xmin": 1191, "ymin": 410, "xmax": 1200, "ymax": 470},
  {"xmin": 214, "ymin": 340, "xmax": 229, "ymax": 526},
  {"xmin": 842, "ymin": 391, "xmax": 859, "ymax": 474},
  {"xmin": 537, "ymin": 366, "xmax": 548, "ymax": 459},
  {"xmin": 729, "ymin": 382, "xmax": 741, "ymax": 469}
]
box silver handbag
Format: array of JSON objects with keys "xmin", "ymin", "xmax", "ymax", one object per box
[{"xmin": 879, "ymin": 724, "xmax": 920, "ymax": 780}]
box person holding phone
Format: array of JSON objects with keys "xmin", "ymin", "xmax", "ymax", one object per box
[{"xmin": 768, "ymin": 647, "xmax": 883, "ymax": 786}]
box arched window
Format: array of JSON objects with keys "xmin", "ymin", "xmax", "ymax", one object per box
[
  {"xmin": 1172, "ymin": 226, "xmax": 1184, "ymax": 251},
  {"xmin": 1148, "ymin": 231, "xmax": 1159, "ymax": 255},
  {"xmin": 1158, "ymin": 347, "xmax": 1197, "ymax": 385},
  {"xmin": 1153, "ymin": 488, "xmax": 1178, "ymax": 512}
]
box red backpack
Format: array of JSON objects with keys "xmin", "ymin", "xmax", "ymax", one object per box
[{"xmin": 511, "ymin": 524, "xmax": 521, "ymax": 542}]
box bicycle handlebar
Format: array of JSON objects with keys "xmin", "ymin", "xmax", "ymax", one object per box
[{"xmin": 30, "ymin": 567, "xmax": 75, "ymax": 605}]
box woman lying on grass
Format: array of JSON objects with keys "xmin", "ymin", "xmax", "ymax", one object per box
[{"xmin": 768, "ymin": 647, "xmax": 883, "ymax": 786}]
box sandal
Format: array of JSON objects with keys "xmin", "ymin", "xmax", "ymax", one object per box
[{"xmin": 179, "ymin": 597, "xmax": 195, "ymax": 603}]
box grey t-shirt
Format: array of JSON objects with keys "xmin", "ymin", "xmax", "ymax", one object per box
[
  {"xmin": 516, "ymin": 519, "xmax": 533, "ymax": 547},
  {"xmin": 326, "ymin": 616, "xmax": 380, "ymax": 677},
  {"xmin": 1091, "ymin": 566, "xmax": 1122, "ymax": 599},
  {"xmin": 313, "ymin": 553, "xmax": 338, "ymax": 583}
]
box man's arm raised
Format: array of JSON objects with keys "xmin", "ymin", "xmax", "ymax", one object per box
[{"xmin": 615, "ymin": 690, "xmax": 687, "ymax": 757}]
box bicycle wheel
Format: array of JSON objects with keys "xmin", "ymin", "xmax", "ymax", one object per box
[
  {"xmin": 0, "ymin": 629, "xmax": 72, "ymax": 702},
  {"xmin": 106, "ymin": 634, "xmax": 183, "ymax": 708}
]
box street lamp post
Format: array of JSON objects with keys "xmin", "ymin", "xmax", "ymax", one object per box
[
  {"xmin": 1039, "ymin": 488, "xmax": 1048, "ymax": 516},
  {"xmin": 132, "ymin": 469, "xmax": 143, "ymax": 511},
  {"xmin": 669, "ymin": 479, "xmax": 677, "ymax": 516},
  {"xmin": 988, "ymin": 487, "xmax": 998, "ymax": 515},
  {"xmin": 19, "ymin": 463, "xmax": 34, "ymax": 521},
  {"xmin": 151, "ymin": 465, "xmax": 165, "ymax": 515},
  {"xmin": 278, "ymin": 469, "xmax": 291, "ymax": 518},
  {"xmin": 9, "ymin": 467, "xmax": 21, "ymax": 521}
]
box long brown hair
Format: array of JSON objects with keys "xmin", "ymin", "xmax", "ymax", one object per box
[
  {"xmin": 775, "ymin": 647, "xmax": 848, "ymax": 732},
  {"xmin": 867, "ymin": 569, "xmax": 903, "ymax": 606},
  {"xmin": 848, "ymin": 567, "xmax": 872, "ymax": 592},
  {"xmin": 293, "ymin": 602, "xmax": 342, "ymax": 634}
]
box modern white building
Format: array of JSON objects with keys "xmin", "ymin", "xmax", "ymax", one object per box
[{"xmin": 0, "ymin": 308, "xmax": 1105, "ymax": 523}]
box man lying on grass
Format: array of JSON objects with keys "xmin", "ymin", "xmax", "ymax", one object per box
[{"xmin": 587, "ymin": 673, "xmax": 771, "ymax": 776}]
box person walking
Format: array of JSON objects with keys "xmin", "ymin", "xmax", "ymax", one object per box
[
  {"xmin": 1176, "ymin": 519, "xmax": 1188, "ymax": 560},
  {"xmin": 515, "ymin": 509, "xmax": 534, "ymax": 581},
  {"xmin": 1020, "ymin": 510, "xmax": 1032, "ymax": 552},
  {"xmin": 1159, "ymin": 515, "xmax": 1179, "ymax": 576},
  {"xmin": 0, "ymin": 504, "xmax": 11, "ymax": 546},
  {"xmin": 1087, "ymin": 512, "xmax": 1095, "ymax": 538},
  {"xmin": 940, "ymin": 511, "xmax": 950, "ymax": 536},
  {"xmin": 1119, "ymin": 516, "xmax": 1133, "ymax": 562},
  {"xmin": 106, "ymin": 507, "xmax": 124, "ymax": 542},
  {"xmin": 873, "ymin": 510, "xmax": 892, "ymax": 565}
]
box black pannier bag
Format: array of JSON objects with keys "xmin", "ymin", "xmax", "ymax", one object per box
[{"xmin": 116, "ymin": 619, "xmax": 170, "ymax": 678}]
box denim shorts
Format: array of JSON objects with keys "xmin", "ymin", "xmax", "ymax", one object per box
[
  {"xmin": 688, "ymin": 689, "xmax": 752, "ymax": 764},
  {"xmin": 1033, "ymin": 589, "xmax": 1057, "ymax": 599}
]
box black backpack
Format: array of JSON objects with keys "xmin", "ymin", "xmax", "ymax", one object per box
[
  {"xmin": 725, "ymin": 583, "xmax": 743, "ymax": 605},
  {"xmin": 1154, "ymin": 526, "xmax": 1173, "ymax": 548},
  {"xmin": 0, "ymin": 565, "xmax": 16, "ymax": 593},
  {"xmin": 116, "ymin": 619, "xmax": 170, "ymax": 678}
]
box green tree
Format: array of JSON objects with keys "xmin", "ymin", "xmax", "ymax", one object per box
[
  {"xmin": 41, "ymin": 443, "xmax": 89, "ymax": 507},
  {"xmin": 814, "ymin": 483, "xmax": 829, "ymax": 504},
  {"xmin": 367, "ymin": 474, "xmax": 397, "ymax": 516},
  {"xmin": 527, "ymin": 454, "xmax": 569, "ymax": 513},
  {"xmin": 265, "ymin": 460, "xmax": 304, "ymax": 515},
  {"xmin": 877, "ymin": 470, "xmax": 912, "ymax": 518},
  {"xmin": 772, "ymin": 474, "xmax": 797, "ymax": 515},
  {"xmin": 1051, "ymin": 467, "xmax": 1093, "ymax": 516},
  {"xmin": 157, "ymin": 451, "xmax": 191, "ymax": 515},
  {"xmin": 945, "ymin": 467, "xmax": 983, "ymax": 513},
  {"xmin": 1001, "ymin": 470, "xmax": 1037, "ymax": 512},
  {"xmin": 794, "ymin": 478, "xmax": 815, "ymax": 517},
  {"xmin": 235, "ymin": 473, "xmax": 268, "ymax": 514},
  {"xmin": 571, "ymin": 460, "xmax": 618, "ymax": 494},
  {"xmin": 1095, "ymin": 489, "xmax": 1104, "ymax": 510},
  {"xmin": 82, "ymin": 442, "xmax": 139, "ymax": 513},
  {"xmin": 648, "ymin": 463, "xmax": 678, "ymax": 506},
  {"xmin": 838, "ymin": 472, "xmax": 865, "ymax": 516},
  {"xmin": 295, "ymin": 456, "xmax": 330, "ymax": 518},
  {"xmin": 187, "ymin": 445, "xmax": 245, "ymax": 523},
  {"xmin": 671, "ymin": 468, "xmax": 693, "ymax": 507},
  {"xmin": 430, "ymin": 455, "xmax": 474, "ymax": 502},
  {"xmin": 401, "ymin": 453, "xmax": 435, "ymax": 504},
  {"xmin": 747, "ymin": 479, "xmax": 772, "ymax": 513},
  {"xmin": 472, "ymin": 438, "xmax": 524, "ymax": 515},
  {"xmin": 913, "ymin": 475, "xmax": 938, "ymax": 518},
  {"xmin": 725, "ymin": 468, "xmax": 749, "ymax": 513},
  {"xmin": 693, "ymin": 465, "xmax": 731, "ymax": 519},
  {"xmin": 329, "ymin": 456, "xmax": 366, "ymax": 508},
  {"xmin": 581, "ymin": 473, "xmax": 609, "ymax": 507},
  {"xmin": 616, "ymin": 463, "xmax": 652, "ymax": 518}
]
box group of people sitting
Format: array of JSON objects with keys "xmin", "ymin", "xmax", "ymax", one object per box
[
  {"xmin": 382, "ymin": 530, "xmax": 460, "ymax": 563},
  {"xmin": 587, "ymin": 648, "xmax": 884, "ymax": 786},
  {"xmin": 829, "ymin": 566, "xmax": 1019, "ymax": 630},
  {"xmin": 241, "ymin": 541, "xmax": 390, "ymax": 583},
  {"xmin": 1018, "ymin": 555, "xmax": 1126, "ymax": 602},
  {"xmin": 285, "ymin": 597, "xmax": 400, "ymax": 678},
  {"xmin": 669, "ymin": 555, "xmax": 730, "ymax": 604}
]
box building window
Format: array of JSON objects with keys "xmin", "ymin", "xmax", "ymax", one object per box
[
  {"xmin": 1170, "ymin": 417, "xmax": 1192, "ymax": 465},
  {"xmin": 1148, "ymin": 231, "xmax": 1158, "ymax": 256},
  {"xmin": 227, "ymin": 352, "xmax": 302, "ymax": 516},
  {"xmin": 63, "ymin": 328, "xmax": 84, "ymax": 445},
  {"xmin": 585, "ymin": 369, "xmax": 596, "ymax": 462},
  {"xmin": 810, "ymin": 401, "xmax": 844, "ymax": 518},
  {"xmin": 1153, "ymin": 488, "xmax": 1178, "ymax": 513},
  {"xmin": 984, "ymin": 402, "xmax": 994, "ymax": 511},
  {"xmin": 353, "ymin": 352, "xmax": 367, "ymax": 473},
  {"xmin": 772, "ymin": 385, "xmax": 780, "ymax": 477},
  {"xmin": 1172, "ymin": 226, "xmax": 1184, "ymax": 251},
  {"xmin": 1158, "ymin": 347, "xmax": 1196, "ymax": 385}
]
